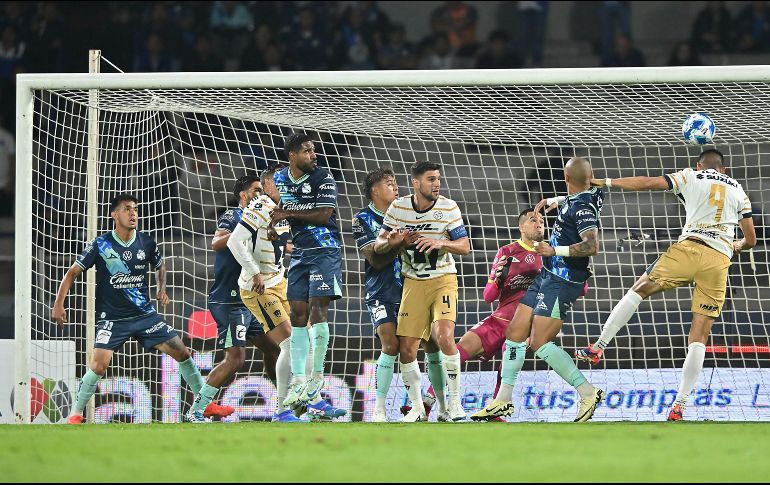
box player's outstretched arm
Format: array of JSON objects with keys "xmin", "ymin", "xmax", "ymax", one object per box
[
  {"xmin": 733, "ymin": 216, "xmax": 757, "ymax": 254},
  {"xmin": 536, "ymin": 229, "xmax": 599, "ymax": 258},
  {"xmin": 591, "ymin": 176, "xmax": 668, "ymax": 191},
  {"xmin": 155, "ymin": 263, "xmax": 169, "ymax": 307},
  {"xmin": 271, "ymin": 207, "xmax": 332, "ymax": 226},
  {"xmin": 52, "ymin": 263, "xmax": 83, "ymax": 328},
  {"xmin": 211, "ymin": 229, "xmax": 231, "ymax": 252}
]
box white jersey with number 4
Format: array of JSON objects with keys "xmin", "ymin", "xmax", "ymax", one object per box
[
  {"xmin": 665, "ymin": 167, "xmax": 752, "ymax": 259},
  {"xmin": 381, "ymin": 195, "xmax": 468, "ymax": 280}
]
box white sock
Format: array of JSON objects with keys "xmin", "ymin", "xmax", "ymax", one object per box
[
  {"xmin": 442, "ymin": 352, "xmax": 461, "ymax": 400},
  {"xmin": 400, "ymin": 360, "xmax": 424, "ymax": 411},
  {"xmin": 496, "ymin": 383, "xmax": 514, "ymax": 402},
  {"xmin": 597, "ymin": 290, "xmax": 643, "ymax": 350},
  {"xmin": 375, "ymin": 396, "xmax": 386, "ymax": 412},
  {"xmin": 576, "ymin": 382, "xmax": 595, "ymax": 399},
  {"xmin": 276, "ymin": 337, "xmax": 291, "ymax": 413},
  {"xmin": 674, "ymin": 342, "xmax": 706, "ymax": 407}
]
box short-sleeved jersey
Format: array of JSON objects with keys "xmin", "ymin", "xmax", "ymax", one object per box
[
  {"xmin": 665, "ymin": 168, "xmax": 752, "ymax": 259},
  {"xmin": 353, "ymin": 204, "xmax": 403, "ymax": 304},
  {"xmin": 545, "ymin": 187, "xmax": 604, "ymax": 284},
  {"xmin": 273, "ymin": 166, "xmax": 341, "ymax": 253},
  {"xmin": 488, "ymin": 240, "xmax": 543, "ymax": 319},
  {"xmin": 381, "ymin": 195, "xmax": 468, "ymax": 280},
  {"xmin": 75, "ymin": 230, "xmax": 162, "ymax": 321},
  {"xmin": 234, "ymin": 194, "xmax": 290, "ymax": 290},
  {"xmin": 209, "ymin": 207, "xmax": 245, "ymax": 304}
]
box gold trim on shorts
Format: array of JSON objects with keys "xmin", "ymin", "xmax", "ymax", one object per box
[
  {"xmin": 397, "ymin": 274, "xmax": 458, "ymax": 340},
  {"xmin": 241, "ymin": 277, "xmax": 291, "ymax": 333},
  {"xmin": 648, "ymin": 240, "xmax": 731, "ymax": 317}
]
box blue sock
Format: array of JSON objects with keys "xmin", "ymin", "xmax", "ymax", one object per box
[
  {"xmin": 375, "ymin": 353, "xmax": 397, "ymax": 399},
  {"xmin": 535, "ymin": 342, "xmax": 588, "ymax": 388},
  {"xmin": 73, "ymin": 369, "xmax": 101, "ymax": 414},
  {"xmin": 290, "ymin": 326, "xmax": 310, "ymax": 377},
  {"xmin": 179, "ymin": 357, "xmax": 205, "ymax": 395},
  {"xmin": 310, "ymin": 322, "xmax": 329, "ymax": 375}
]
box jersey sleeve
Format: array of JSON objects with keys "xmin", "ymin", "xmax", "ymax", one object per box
[
  {"xmin": 381, "ymin": 203, "xmax": 398, "ymax": 232},
  {"xmin": 573, "ymin": 202, "xmax": 599, "ymax": 235},
  {"xmin": 217, "ymin": 209, "xmax": 238, "ymax": 232},
  {"xmin": 149, "ymin": 237, "xmax": 163, "ymax": 269},
  {"xmin": 239, "ymin": 205, "xmax": 269, "ymax": 234},
  {"xmin": 352, "ymin": 214, "xmax": 377, "ymax": 250},
  {"xmin": 664, "ymin": 168, "xmax": 694, "ymax": 197},
  {"xmin": 739, "ymin": 189, "xmax": 753, "ymax": 218},
  {"xmin": 446, "ymin": 205, "xmax": 468, "ymax": 240},
  {"xmin": 315, "ymin": 173, "xmax": 338, "ymax": 209},
  {"xmin": 227, "ymin": 223, "xmax": 261, "ymax": 276},
  {"xmin": 75, "ymin": 239, "xmax": 98, "ymax": 271}
]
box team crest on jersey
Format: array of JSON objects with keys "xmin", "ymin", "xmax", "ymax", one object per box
[
  {"xmin": 525, "ymin": 254, "xmax": 535, "ymax": 264},
  {"xmin": 433, "ymin": 210, "xmax": 444, "ymax": 220},
  {"xmin": 137, "ymin": 250, "xmax": 146, "ymax": 261},
  {"xmin": 301, "ymin": 183, "xmax": 312, "ymax": 194},
  {"xmin": 122, "ymin": 251, "xmax": 132, "ymax": 261}
]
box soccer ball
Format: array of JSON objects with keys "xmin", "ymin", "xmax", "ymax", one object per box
[{"xmin": 682, "ymin": 112, "xmax": 716, "ymax": 145}]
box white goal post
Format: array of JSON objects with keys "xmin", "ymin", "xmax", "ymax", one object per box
[{"xmin": 14, "ymin": 66, "xmax": 770, "ymax": 423}]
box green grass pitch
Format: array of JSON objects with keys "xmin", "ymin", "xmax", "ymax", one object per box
[{"xmin": 2, "ymin": 422, "xmax": 769, "ymax": 482}]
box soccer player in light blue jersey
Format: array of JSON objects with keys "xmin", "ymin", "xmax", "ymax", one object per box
[
  {"xmin": 474, "ymin": 157, "xmax": 604, "ymax": 422},
  {"xmin": 53, "ymin": 194, "xmax": 207, "ymax": 424},
  {"xmin": 271, "ymin": 133, "xmax": 345, "ymax": 419}
]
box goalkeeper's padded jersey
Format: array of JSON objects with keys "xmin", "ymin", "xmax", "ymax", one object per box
[
  {"xmin": 232, "ymin": 194, "xmax": 290, "ymax": 291},
  {"xmin": 381, "ymin": 195, "xmax": 468, "ymax": 280},
  {"xmin": 665, "ymin": 168, "xmax": 752, "ymax": 259},
  {"xmin": 76, "ymin": 230, "xmax": 162, "ymax": 322},
  {"xmin": 487, "ymin": 240, "xmax": 543, "ymax": 320}
]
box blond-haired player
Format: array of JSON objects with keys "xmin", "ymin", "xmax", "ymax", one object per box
[
  {"xmin": 374, "ymin": 161, "xmax": 471, "ymax": 422},
  {"xmin": 576, "ymin": 148, "xmax": 756, "ymax": 421}
]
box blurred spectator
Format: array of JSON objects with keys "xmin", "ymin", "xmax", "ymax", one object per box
[
  {"xmin": 134, "ymin": 33, "xmax": 177, "ymax": 72},
  {"xmin": 476, "ymin": 30, "xmax": 523, "ymax": 69},
  {"xmin": 332, "ymin": 5, "xmax": 377, "ymax": 70},
  {"xmin": 667, "ymin": 41, "xmax": 701, "ymax": 66},
  {"xmin": 0, "ymin": 25, "xmax": 26, "ymax": 78},
  {"xmin": 599, "ymin": 1, "xmax": 631, "ymax": 66},
  {"xmin": 517, "ymin": 1, "xmax": 548, "ymax": 67},
  {"xmin": 27, "ymin": 2, "xmax": 65, "ymax": 73},
  {"xmin": 288, "ymin": 8, "xmax": 329, "ymax": 70},
  {"xmin": 210, "ymin": 1, "xmax": 254, "ymax": 32},
  {"xmin": 261, "ymin": 43, "xmax": 288, "ymax": 71},
  {"xmin": 359, "ymin": 1, "xmax": 391, "ymax": 50},
  {"xmin": 603, "ymin": 34, "xmax": 645, "ymax": 67},
  {"xmin": 691, "ymin": 1, "xmax": 732, "ymax": 53},
  {"xmin": 0, "ymin": 114, "xmax": 14, "ymax": 217},
  {"xmin": 378, "ymin": 23, "xmax": 417, "ymax": 70},
  {"xmin": 175, "ymin": 10, "xmax": 200, "ymax": 54},
  {"xmin": 734, "ymin": 1, "xmax": 770, "ymax": 53},
  {"xmin": 1, "ymin": 2, "xmax": 30, "ymax": 34},
  {"xmin": 181, "ymin": 35, "xmax": 224, "ymax": 71},
  {"xmin": 430, "ymin": 1, "xmax": 478, "ymax": 55},
  {"xmin": 239, "ymin": 24, "xmax": 275, "ymax": 71},
  {"xmin": 418, "ymin": 32, "xmax": 457, "ymax": 69}
]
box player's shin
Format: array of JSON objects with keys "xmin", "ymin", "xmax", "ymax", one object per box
[
  {"xmin": 276, "ymin": 337, "xmax": 292, "ymax": 412},
  {"xmin": 426, "ymin": 352, "xmax": 446, "ymax": 413},
  {"xmin": 179, "ymin": 357, "xmax": 205, "ymax": 395},
  {"xmin": 310, "ymin": 322, "xmax": 330, "ymax": 377},
  {"xmin": 375, "ymin": 352, "xmax": 397, "ymax": 413},
  {"xmin": 674, "ymin": 342, "xmax": 706, "ymax": 408},
  {"xmin": 495, "ymin": 340, "xmax": 527, "ymax": 402},
  {"xmin": 400, "ymin": 360, "xmax": 425, "ymax": 412},
  {"xmin": 72, "ymin": 369, "xmax": 102, "ymax": 415},
  {"xmin": 535, "ymin": 342, "xmax": 594, "ymax": 398},
  {"xmin": 290, "ymin": 326, "xmax": 310, "ymax": 382},
  {"xmin": 597, "ymin": 290, "xmax": 643, "ymax": 350}
]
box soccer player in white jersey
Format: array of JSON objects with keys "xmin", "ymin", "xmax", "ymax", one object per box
[
  {"xmin": 576, "ymin": 149, "xmax": 756, "ymax": 421},
  {"xmin": 374, "ymin": 161, "xmax": 471, "ymax": 422}
]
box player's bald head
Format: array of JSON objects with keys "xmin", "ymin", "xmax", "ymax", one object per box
[{"xmin": 564, "ymin": 157, "xmax": 592, "ymax": 185}]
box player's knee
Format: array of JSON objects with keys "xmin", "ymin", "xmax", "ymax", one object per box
[
  {"xmin": 290, "ymin": 309, "xmax": 309, "ymax": 327},
  {"xmin": 436, "ymin": 333, "xmax": 455, "ymax": 352},
  {"xmin": 381, "ymin": 337, "xmax": 399, "ymax": 356},
  {"xmin": 399, "ymin": 342, "xmax": 417, "ymax": 362}
]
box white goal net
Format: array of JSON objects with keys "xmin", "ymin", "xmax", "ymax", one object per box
[{"xmin": 13, "ymin": 68, "xmax": 770, "ymax": 423}]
